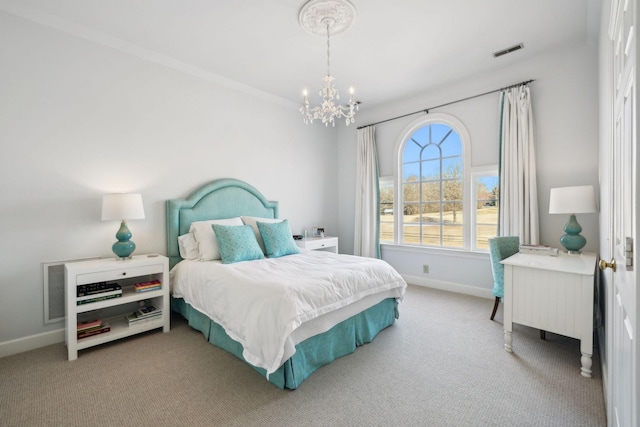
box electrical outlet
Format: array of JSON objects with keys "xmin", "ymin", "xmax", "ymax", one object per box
[{"xmin": 423, "ymin": 264, "xmax": 429, "ymax": 274}]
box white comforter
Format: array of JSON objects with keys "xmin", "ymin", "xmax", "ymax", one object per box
[{"xmin": 170, "ymin": 250, "xmax": 407, "ymax": 376}]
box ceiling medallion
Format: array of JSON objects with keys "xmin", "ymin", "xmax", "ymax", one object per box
[{"xmin": 299, "ymin": 0, "xmax": 359, "ymax": 127}]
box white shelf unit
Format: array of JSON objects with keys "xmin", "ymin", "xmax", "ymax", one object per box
[{"xmin": 65, "ymin": 255, "xmax": 170, "ymax": 360}]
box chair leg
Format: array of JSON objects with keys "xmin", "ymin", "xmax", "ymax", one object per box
[
  {"xmin": 540, "ymin": 330, "xmax": 546, "ymax": 340},
  {"xmin": 490, "ymin": 297, "xmax": 500, "ymax": 320}
]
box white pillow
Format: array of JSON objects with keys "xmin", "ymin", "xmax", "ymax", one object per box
[
  {"xmin": 241, "ymin": 216, "xmax": 282, "ymax": 254},
  {"xmin": 189, "ymin": 217, "xmax": 243, "ymax": 260},
  {"xmin": 177, "ymin": 233, "xmax": 199, "ymax": 260}
]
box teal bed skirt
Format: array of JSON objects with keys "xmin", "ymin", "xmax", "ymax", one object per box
[{"xmin": 171, "ymin": 297, "xmax": 398, "ymax": 390}]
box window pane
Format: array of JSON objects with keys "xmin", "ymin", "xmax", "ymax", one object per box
[
  {"xmin": 442, "ymin": 202, "xmax": 463, "ymax": 224},
  {"xmin": 442, "ymin": 158, "xmax": 462, "ymax": 175},
  {"xmin": 443, "ymin": 179, "xmax": 463, "ymax": 204},
  {"xmin": 421, "ymin": 224, "xmax": 441, "ymax": 246},
  {"xmin": 476, "ymin": 223, "xmax": 498, "ymax": 249},
  {"xmin": 421, "ymin": 202, "xmax": 441, "ymax": 221},
  {"xmin": 421, "ymin": 182, "xmax": 441, "ymax": 202},
  {"xmin": 423, "ymin": 144, "xmax": 440, "ymax": 160},
  {"xmin": 443, "ymin": 225, "xmax": 464, "ymax": 247},
  {"xmin": 474, "ymin": 173, "xmax": 499, "ymax": 250},
  {"xmin": 441, "ymin": 132, "xmax": 462, "ymax": 156},
  {"xmin": 402, "ymin": 224, "xmax": 421, "ymax": 244},
  {"xmin": 431, "ymin": 124, "xmax": 453, "ymax": 144},
  {"xmin": 421, "ymin": 160, "xmax": 440, "ymax": 180},
  {"xmin": 403, "ymin": 139, "xmax": 422, "ymax": 158},
  {"xmin": 403, "ymin": 203, "xmax": 420, "ymax": 218},
  {"xmin": 402, "ymin": 162, "xmax": 420, "ymax": 180},
  {"xmin": 379, "ymin": 177, "xmax": 394, "ymax": 243},
  {"xmin": 403, "ymin": 182, "xmax": 420, "ymax": 202}
]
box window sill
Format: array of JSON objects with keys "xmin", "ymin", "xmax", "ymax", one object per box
[{"xmin": 380, "ymin": 243, "xmax": 489, "ymax": 260}]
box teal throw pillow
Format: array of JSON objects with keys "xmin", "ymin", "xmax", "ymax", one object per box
[
  {"xmin": 257, "ymin": 219, "xmax": 300, "ymax": 258},
  {"xmin": 211, "ymin": 224, "xmax": 265, "ymax": 264}
]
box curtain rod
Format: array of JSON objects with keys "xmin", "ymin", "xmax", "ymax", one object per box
[{"xmin": 357, "ymin": 79, "xmax": 535, "ymax": 130}]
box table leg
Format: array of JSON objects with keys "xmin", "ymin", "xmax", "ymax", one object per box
[
  {"xmin": 580, "ymin": 352, "xmax": 592, "ymax": 378},
  {"xmin": 504, "ymin": 330, "xmax": 513, "ymax": 352}
]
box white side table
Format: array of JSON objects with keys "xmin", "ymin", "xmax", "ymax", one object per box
[
  {"xmin": 65, "ymin": 255, "xmax": 170, "ymax": 360},
  {"xmin": 295, "ymin": 236, "xmax": 339, "ymax": 253},
  {"xmin": 501, "ymin": 251, "xmax": 597, "ymax": 377}
]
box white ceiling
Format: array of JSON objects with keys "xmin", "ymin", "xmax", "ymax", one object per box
[{"xmin": 2, "ymin": 0, "xmax": 599, "ymax": 109}]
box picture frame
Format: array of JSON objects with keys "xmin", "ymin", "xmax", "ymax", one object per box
[{"xmin": 312, "ymin": 226, "xmax": 326, "ymax": 237}]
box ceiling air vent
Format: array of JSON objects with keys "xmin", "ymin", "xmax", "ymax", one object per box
[{"xmin": 493, "ymin": 43, "xmax": 524, "ymax": 58}]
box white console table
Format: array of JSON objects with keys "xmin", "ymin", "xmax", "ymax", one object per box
[{"xmin": 501, "ymin": 252, "xmax": 597, "ymax": 377}]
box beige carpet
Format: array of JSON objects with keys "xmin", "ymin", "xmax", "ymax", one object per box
[{"xmin": 0, "ymin": 285, "xmax": 606, "ymax": 427}]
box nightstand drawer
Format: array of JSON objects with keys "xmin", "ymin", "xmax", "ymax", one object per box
[
  {"xmin": 76, "ymin": 263, "xmax": 163, "ymax": 286},
  {"xmin": 295, "ymin": 237, "xmax": 338, "ymax": 253}
]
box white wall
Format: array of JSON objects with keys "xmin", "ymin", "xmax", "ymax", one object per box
[
  {"xmin": 0, "ymin": 12, "xmax": 338, "ymax": 347},
  {"xmin": 338, "ymin": 42, "xmax": 600, "ymax": 297}
]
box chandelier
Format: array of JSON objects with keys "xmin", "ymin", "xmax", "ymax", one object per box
[{"xmin": 299, "ymin": 0, "xmax": 358, "ymax": 127}]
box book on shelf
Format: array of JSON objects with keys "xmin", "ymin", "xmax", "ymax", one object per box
[
  {"xmin": 134, "ymin": 280, "xmax": 162, "ymax": 293},
  {"xmin": 76, "ymin": 293, "xmax": 122, "ymax": 305},
  {"xmin": 77, "ymin": 282, "xmax": 120, "ymax": 297},
  {"xmin": 77, "ymin": 321, "xmax": 111, "ymax": 339},
  {"xmin": 125, "ymin": 306, "xmax": 162, "ymax": 325},
  {"xmin": 137, "ymin": 305, "xmax": 160, "ymax": 316},
  {"xmin": 76, "ymin": 319, "xmax": 102, "ymax": 331},
  {"xmin": 135, "ymin": 286, "xmax": 161, "ymax": 293},
  {"xmin": 76, "ymin": 288, "xmax": 122, "ymax": 301},
  {"xmin": 519, "ymin": 244, "xmax": 559, "ymax": 256}
]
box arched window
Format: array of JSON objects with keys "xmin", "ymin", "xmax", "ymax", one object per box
[
  {"xmin": 385, "ymin": 113, "xmax": 497, "ymax": 251},
  {"xmin": 399, "ymin": 115, "xmax": 466, "ymax": 248}
]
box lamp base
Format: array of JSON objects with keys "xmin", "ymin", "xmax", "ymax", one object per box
[
  {"xmin": 559, "ymin": 214, "xmax": 586, "ymax": 254},
  {"xmin": 112, "ymin": 220, "xmax": 136, "ymax": 259}
]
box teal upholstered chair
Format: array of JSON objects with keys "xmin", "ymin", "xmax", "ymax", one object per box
[{"xmin": 488, "ymin": 236, "xmax": 520, "ymax": 320}]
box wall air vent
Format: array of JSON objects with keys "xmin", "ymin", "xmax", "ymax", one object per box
[{"xmin": 493, "ymin": 43, "xmax": 524, "ymax": 58}]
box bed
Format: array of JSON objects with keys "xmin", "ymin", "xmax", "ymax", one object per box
[{"xmin": 167, "ymin": 178, "xmax": 407, "ymax": 389}]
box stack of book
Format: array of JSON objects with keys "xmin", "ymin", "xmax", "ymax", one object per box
[
  {"xmin": 133, "ymin": 279, "xmax": 162, "ymax": 293},
  {"xmin": 76, "ymin": 282, "xmax": 122, "ymax": 305},
  {"xmin": 125, "ymin": 304, "xmax": 162, "ymax": 326},
  {"xmin": 519, "ymin": 244, "xmax": 559, "ymax": 256},
  {"xmin": 77, "ymin": 319, "xmax": 111, "ymax": 339}
]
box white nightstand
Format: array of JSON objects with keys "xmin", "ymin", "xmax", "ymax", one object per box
[
  {"xmin": 295, "ymin": 236, "xmax": 339, "ymax": 253},
  {"xmin": 64, "ymin": 254, "xmax": 170, "ymax": 360}
]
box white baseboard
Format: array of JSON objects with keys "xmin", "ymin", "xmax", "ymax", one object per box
[
  {"xmin": 0, "ymin": 328, "xmax": 64, "ymax": 358},
  {"xmin": 403, "ymin": 274, "xmax": 493, "ymax": 300}
]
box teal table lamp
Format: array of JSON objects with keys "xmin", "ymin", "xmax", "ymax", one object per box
[
  {"xmin": 548, "ymin": 185, "xmax": 597, "ymax": 254},
  {"xmin": 101, "ymin": 193, "xmax": 145, "ymax": 259}
]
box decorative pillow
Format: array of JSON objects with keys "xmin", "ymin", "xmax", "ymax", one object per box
[
  {"xmin": 211, "ymin": 224, "xmax": 265, "ymax": 264},
  {"xmin": 177, "ymin": 233, "xmax": 199, "ymax": 260},
  {"xmin": 241, "ymin": 216, "xmax": 282, "ymax": 254},
  {"xmin": 189, "ymin": 217, "xmax": 244, "ymax": 261},
  {"xmin": 257, "ymin": 219, "xmax": 300, "ymax": 258}
]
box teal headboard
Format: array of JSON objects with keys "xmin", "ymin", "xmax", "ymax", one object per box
[{"xmin": 166, "ymin": 178, "xmax": 278, "ymax": 269}]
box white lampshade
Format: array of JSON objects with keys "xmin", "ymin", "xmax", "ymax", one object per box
[
  {"xmin": 101, "ymin": 193, "xmax": 145, "ymax": 221},
  {"xmin": 548, "ymin": 185, "xmax": 597, "ymax": 214}
]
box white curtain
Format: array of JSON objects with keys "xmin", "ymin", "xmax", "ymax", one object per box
[
  {"xmin": 354, "ymin": 126, "xmax": 380, "ymax": 258},
  {"xmin": 499, "ymin": 85, "xmax": 540, "ymax": 244}
]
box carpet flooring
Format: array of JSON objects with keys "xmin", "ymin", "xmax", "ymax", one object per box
[{"xmin": 0, "ymin": 285, "xmax": 606, "ymax": 426}]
